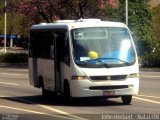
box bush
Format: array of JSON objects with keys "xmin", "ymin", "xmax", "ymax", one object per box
[
  {"xmin": 0, "ymin": 53, "xmax": 28, "ymax": 64},
  {"xmin": 140, "ymin": 52, "xmax": 160, "ymax": 67}
]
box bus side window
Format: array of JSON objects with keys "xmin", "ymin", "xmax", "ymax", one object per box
[
  {"xmin": 55, "ymin": 31, "xmax": 70, "ymax": 66},
  {"xmin": 50, "ymin": 33, "xmax": 55, "ymax": 59},
  {"xmin": 50, "ymin": 45, "xmax": 54, "ymax": 59},
  {"xmin": 64, "ymin": 32, "xmax": 70, "ymax": 66}
]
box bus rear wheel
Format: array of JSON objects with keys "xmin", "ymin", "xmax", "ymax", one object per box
[
  {"xmin": 121, "ymin": 95, "xmax": 132, "ymax": 105},
  {"xmin": 42, "ymin": 87, "xmax": 51, "ymax": 98},
  {"xmin": 40, "ymin": 78, "xmax": 52, "ymax": 98},
  {"xmin": 64, "ymin": 81, "xmax": 70, "ymax": 98}
]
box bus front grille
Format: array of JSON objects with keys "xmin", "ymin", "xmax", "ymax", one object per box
[
  {"xmin": 89, "ymin": 75, "xmax": 127, "ymax": 81},
  {"xmin": 89, "ymin": 85, "xmax": 129, "ymax": 90}
]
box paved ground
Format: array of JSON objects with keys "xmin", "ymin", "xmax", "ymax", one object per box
[{"xmin": 0, "ymin": 66, "xmax": 159, "ymax": 120}]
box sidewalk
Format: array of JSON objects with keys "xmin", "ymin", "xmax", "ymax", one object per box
[
  {"xmin": 0, "ymin": 47, "xmax": 28, "ymax": 53},
  {"xmin": 0, "ymin": 63, "xmax": 28, "ymax": 69},
  {"xmin": 140, "ymin": 67, "xmax": 160, "ymax": 72}
]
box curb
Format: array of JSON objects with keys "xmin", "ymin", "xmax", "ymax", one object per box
[
  {"xmin": 0, "ymin": 63, "xmax": 28, "ymax": 69},
  {"xmin": 140, "ymin": 68, "xmax": 160, "ymax": 72}
]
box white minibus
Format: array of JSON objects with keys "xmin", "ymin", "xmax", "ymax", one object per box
[{"xmin": 29, "ymin": 19, "xmax": 139, "ymax": 104}]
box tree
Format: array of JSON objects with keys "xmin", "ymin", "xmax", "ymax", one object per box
[
  {"xmin": 1, "ymin": 0, "xmax": 119, "ymax": 36},
  {"xmin": 0, "ymin": 0, "xmax": 22, "ymax": 35},
  {"xmin": 144, "ymin": 4, "xmax": 160, "ymax": 67},
  {"xmin": 0, "ymin": 1, "xmax": 5, "ymax": 34},
  {"xmin": 104, "ymin": 0, "xmax": 153, "ymax": 54},
  {"xmin": 6, "ymin": 0, "xmax": 112, "ymax": 35},
  {"xmin": 17, "ymin": 0, "xmax": 110, "ymax": 22},
  {"xmin": 102, "ymin": 0, "xmax": 160, "ymax": 67},
  {"xmin": 0, "ymin": 15, "xmax": 3, "ymax": 34},
  {"xmin": 152, "ymin": 4, "xmax": 160, "ymax": 43}
]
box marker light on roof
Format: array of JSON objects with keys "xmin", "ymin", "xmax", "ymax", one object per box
[
  {"xmin": 40, "ymin": 23, "xmax": 47, "ymax": 25},
  {"xmin": 76, "ymin": 18, "xmax": 101, "ymax": 22}
]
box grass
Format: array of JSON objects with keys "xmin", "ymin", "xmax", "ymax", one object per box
[
  {"xmin": 0, "ymin": 47, "xmax": 28, "ymax": 64},
  {"xmin": 139, "ymin": 67, "xmax": 160, "ymax": 71}
]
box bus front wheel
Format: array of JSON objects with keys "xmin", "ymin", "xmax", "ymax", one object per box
[{"xmin": 121, "ymin": 95, "xmax": 132, "ymax": 105}]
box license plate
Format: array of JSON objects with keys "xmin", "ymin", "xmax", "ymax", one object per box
[{"xmin": 103, "ymin": 91, "xmax": 115, "ymax": 96}]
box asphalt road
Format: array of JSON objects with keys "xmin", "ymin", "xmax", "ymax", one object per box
[{"xmin": 0, "ymin": 65, "xmax": 159, "ymax": 120}]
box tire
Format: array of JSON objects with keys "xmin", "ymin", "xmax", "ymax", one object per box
[
  {"xmin": 40, "ymin": 76, "xmax": 56, "ymax": 98},
  {"xmin": 64, "ymin": 81, "xmax": 70, "ymax": 98},
  {"xmin": 121, "ymin": 95, "xmax": 132, "ymax": 105},
  {"xmin": 40, "ymin": 78, "xmax": 51, "ymax": 98},
  {"xmin": 42, "ymin": 87, "xmax": 51, "ymax": 98}
]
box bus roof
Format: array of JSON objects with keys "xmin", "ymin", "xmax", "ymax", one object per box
[{"xmin": 30, "ymin": 19, "xmax": 127, "ymax": 30}]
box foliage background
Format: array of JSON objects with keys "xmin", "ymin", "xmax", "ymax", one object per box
[{"xmin": 0, "ymin": 0, "xmax": 160, "ymax": 67}]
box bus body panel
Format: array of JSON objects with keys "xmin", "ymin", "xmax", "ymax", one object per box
[
  {"xmin": 29, "ymin": 19, "xmax": 139, "ymax": 99},
  {"xmin": 80, "ymin": 63, "xmax": 139, "ymax": 76},
  {"xmin": 29, "ymin": 58, "xmax": 39, "ymax": 87},
  {"xmin": 70, "ymin": 78, "xmax": 139, "ymax": 97},
  {"xmin": 37, "ymin": 59, "xmax": 55, "ymax": 91},
  {"xmin": 69, "ymin": 63, "xmax": 139, "ymax": 97}
]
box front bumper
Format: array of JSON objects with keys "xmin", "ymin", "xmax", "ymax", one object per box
[{"xmin": 69, "ymin": 78, "xmax": 139, "ymax": 97}]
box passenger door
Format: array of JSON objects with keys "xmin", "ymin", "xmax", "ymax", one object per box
[{"xmin": 54, "ymin": 31, "xmax": 66, "ymax": 93}]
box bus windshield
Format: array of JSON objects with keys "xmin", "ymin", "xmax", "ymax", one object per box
[{"xmin": 71, "ymin": 27, "xmax": 136, "ymax": 68}]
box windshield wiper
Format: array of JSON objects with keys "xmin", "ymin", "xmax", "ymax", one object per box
[
  {"xmin": 77, "ymin": 59, "xmax": 111, "ymax": 68},
  {"xmin": 76, "ymin": 57, "xmax": 131, "ymax": 68},
  {"xmin": 94, "ymin": 58, "xmax": 111, "ymax": 68},
  {"xmin": 98, "ymin": 58, "xmax": 131, "ymax": 66}
]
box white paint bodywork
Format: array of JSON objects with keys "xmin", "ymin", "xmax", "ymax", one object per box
[
  {"xmin": 29, "ymin": 19, "xmax": 139, "ymax": 97},
  {"xmin": 69, "ymin": 62, "xmax": 139, "ymax": 97}
]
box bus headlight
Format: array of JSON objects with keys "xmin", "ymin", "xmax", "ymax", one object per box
[
  {"xmin": 72, "ymin": 76, "xmax": 87, "ymax": 80},
  {"xmin": 128, "ymin": 73, "xmax": 139, "ymax": 78}
]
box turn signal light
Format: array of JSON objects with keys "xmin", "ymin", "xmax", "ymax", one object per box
[
  {"xmin": 128, "ymin": 73, "xmax": 139, "ymax": 78},
  {"xmin": 71, "ymin": 76, "xmax": 87, "ymax": 80}
]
